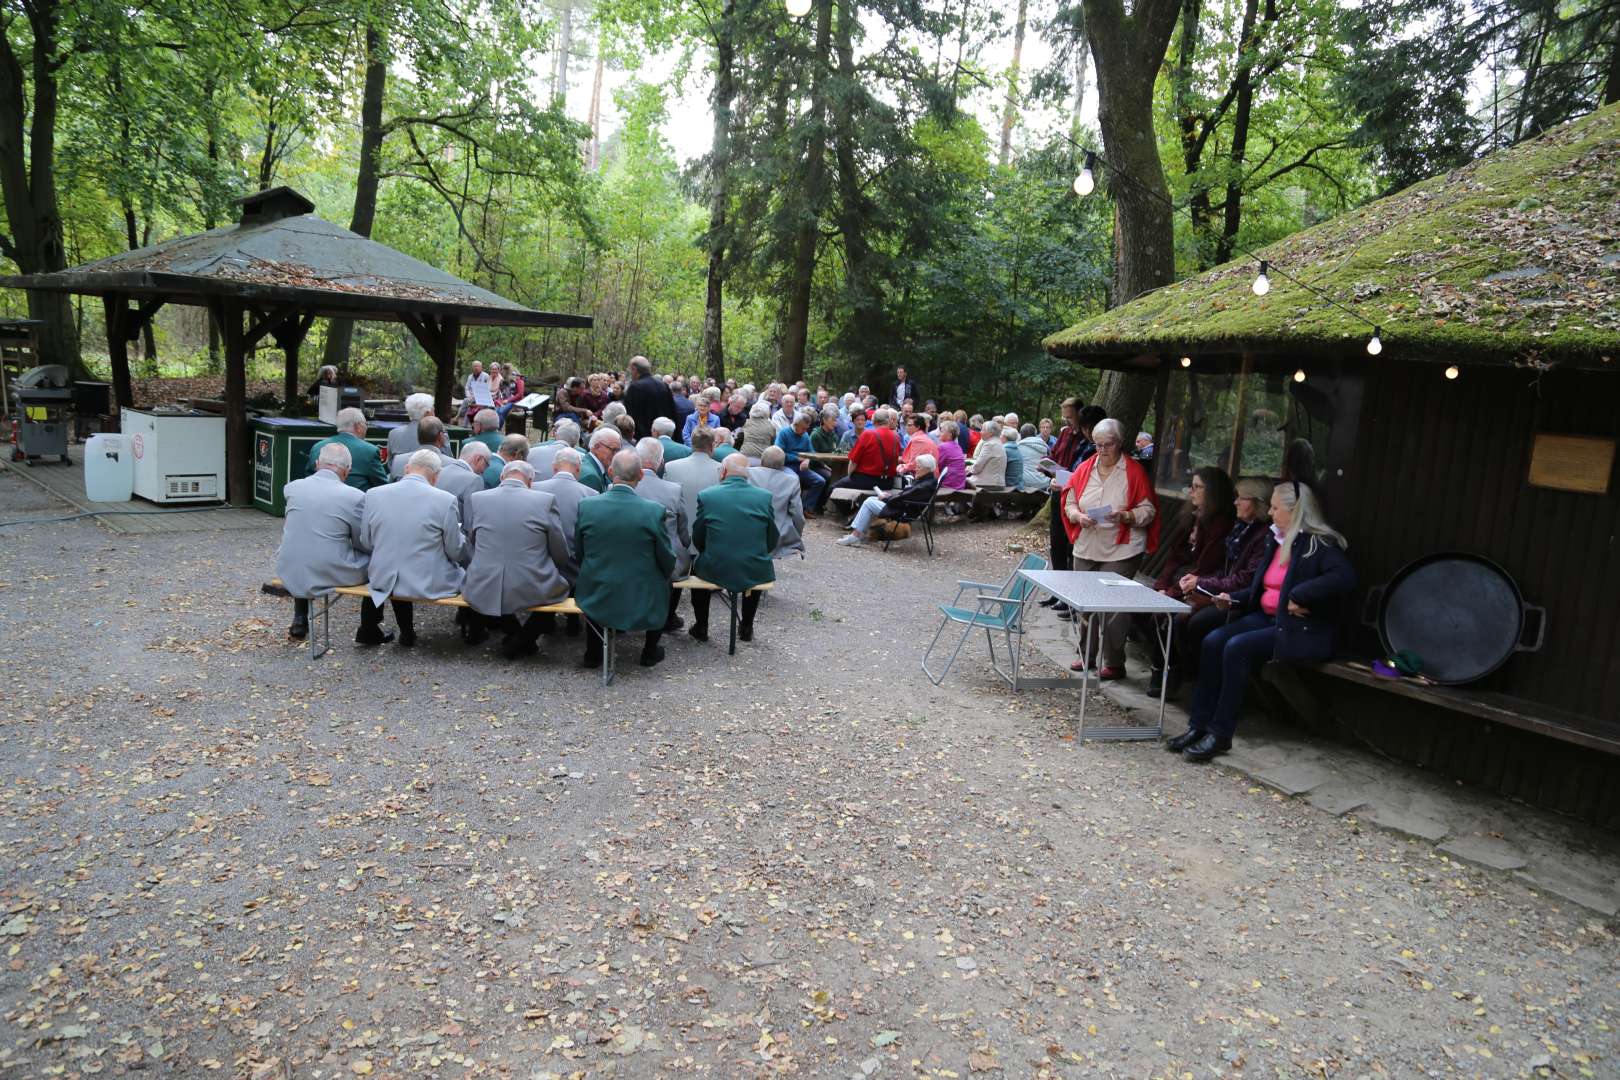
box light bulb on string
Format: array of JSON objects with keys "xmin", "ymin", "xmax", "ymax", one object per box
[
  {"xmin": 1293, "ymin": 369, "xmax": 1307, "ymax": 383},
  {"xmin": 1366, "ymin": 327, "xmax": 1383, "ymax": 356},
  {"xmin": 1179, "ymin": 356, "xmax": 1192, "ymax": 369},
  {"xmin": 784, "ymin": 0, "xmax": 812, "ymax": 17},
  {"xmin": 1072, "ymin": 152, "xmax": 1096, "ymax": 197},
  {"xmin": 1252, "ymin": 260, "xmax": 1271, "ymax": 296},
  {"xmin": 1445, "ymin": 365, "xmax": 1460, "ymax": 380}
]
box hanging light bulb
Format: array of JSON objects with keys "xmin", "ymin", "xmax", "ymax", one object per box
[
  {"xmin": 1072, "ymin": 152, "xmax": 1096, "ymax": 197},
  {"xmin": 1293, "ymin": 369, "xmax": 1307, "ymax": 383},
  {"xmin": 1179, "ymin": 356, "xmax": 1192, "ymax": 368},
  {"xmin": 1445, "ymin": 365, "xmax": 1460, "ymax": 380},
  {"xmin": 785, "ymin": 0, "xmax": 812, "ymax": 17},
  {"xmin": 1252, "ymin": 260, "xmax": 1271, "ymax": 296},
  {"xmin": 1366, "ymin": 327, "xmax": 1383, "ymax": 356}
]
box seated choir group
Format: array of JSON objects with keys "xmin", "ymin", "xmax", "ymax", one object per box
[{"xmin": 279, "ymin": 357, "xmax": 1355, "ymax": 760}]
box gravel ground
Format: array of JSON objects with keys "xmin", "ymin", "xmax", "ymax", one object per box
[{"xmin": 0, "ymin": 471, "xmax": 1615, "ymax": 1080}]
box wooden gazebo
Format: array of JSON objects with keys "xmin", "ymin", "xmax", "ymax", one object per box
[{"xmin": 0, "ymin": 187, "xmax": 592, "ymax": 504}]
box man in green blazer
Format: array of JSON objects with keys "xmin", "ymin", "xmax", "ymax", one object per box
[
  {"xmin": 711, "ymin": 429, "xmax": 742, "ymax": 463},
  {"xmin": 575, "ymin": 450, "xmax": 677, "ymax": 667},
  {"xmin": 690, "ymin": 455, "xmax": 778, "ymax": 643},
  {"xmin": 654, "ymin": 416, "xmax": 691, "ymax": 467},
  {"xmin": 304, "ymin": 408, "xmax": 388, "ymax": 491},
  {"xmin": 469, "ymin": 409, "xmax": 505, "ymax": 454},
  {"xmin": 577, "ymin": 427, "xmax": 619, "ymax": 493}
]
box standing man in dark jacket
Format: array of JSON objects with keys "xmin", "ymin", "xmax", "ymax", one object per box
[
  {"xmin": 890, "ymin": 365, "xmax": 920, "ymax": 410},
  {"xmin": 623, "ymin": 356, "xmax": 678, "ymax": 440}
]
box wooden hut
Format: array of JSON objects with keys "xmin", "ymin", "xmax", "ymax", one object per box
[{"xmin": 1045, "ymin": 105, "xmax": 1620, "ymax": 820}]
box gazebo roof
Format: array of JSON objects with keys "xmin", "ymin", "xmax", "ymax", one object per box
[
  {"xmin": 0, "ymin": 187, "xmax": 592, "ymax": 329},
  {"xmin": 1045, "ymin": 103, "xmax": 1620, "ymax": 370}
]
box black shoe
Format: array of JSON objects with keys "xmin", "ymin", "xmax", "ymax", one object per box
[
  {"xmin": 1182, "ymin": 732, "xmax": 1231, "ymax": 762},
  {"xmin": 288, "ymin": 619, "xmax": 309, "ymax": 641},
  {"xmin": 464, "ymin": 623, "xmax": 489, "ymax": 646},
  {"xmin": 639, "ymin": 646, "xmax": 666, "ymax": 667},
  {"xmin": 500, "ymin": 635, "xmax": 537, "ymax": 660},
  {"xmin": 355, "ymin": 629, "xmax": 396, "ymax": 647},
  {"xmin": 663, "ymin": 615, "xmax": 685, "ymax": 632},
  {"xmin": 688, "ymin": 625, "xmax": 709, "ymax": 643},
  {"xmin": 1165, "ymin": 728, "xmax": 1201, "ymax": 753},
  {"xmin": 1038, "ymin": 596, "xmax": 1059, "ymax": 609},
  {"xmin": 398, "ymin": 631, "xmax": 416, "ymax": 648},
  {"xmin": 738, "ymin": 624, "xmax": 754, "ymax": 643}
]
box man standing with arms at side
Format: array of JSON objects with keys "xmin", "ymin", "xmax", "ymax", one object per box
[
  {"xmin": 891, "ymin": 365, "xmax": 919, "ymax": 410},
  {"xmin": 690, "ymin": 455, "xmax": 778, "ymax": 644},
  {"xmin": 574, "ymin": 451, "xmax": 676, "ymax": 669},
  {"xmin": 623, "ymin": 355, "xmax": 678, "ymax": 440},
  {"xmin": 277, "ymin": 442, "xmax": 372, "ymax": 641},
  {"xmin": 360, "ymin": 449, "xmax": 466, "ymax": 646}
]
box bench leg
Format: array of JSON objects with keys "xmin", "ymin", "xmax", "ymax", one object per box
[
  {"xmin": 311, "ymin": 593, "xmax": 333, "ymax": 661},
  {"xmin": 728, "ymin": 592, "xmax": 739, "ymax": 656},
  {"xmin": 601, "ymin": 627, "xmax": 616, "ymax": 687}
]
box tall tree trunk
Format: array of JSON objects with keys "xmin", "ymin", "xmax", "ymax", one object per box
[
  {"xmin": 998, "ymin": 0, "xmax": 1029, "ymax": 167},
  {"xmin": 779, "ymin": 0, "xmax": 833, "ymax": 385},
  {"xmin": 203, "ymin": 77, "xmax": 222, "ymax": 373},
  {"xmin": 1213, "ymin": 0, "xmax": 1271, "ymax": 265},
  {"xmin": 553, "ymin": 0, "xmax": 574, "ymax": 105},
  {"xmin": 1174, "ymin": 0, "xmax": 1216, "ymax": 266},
  {"xmin": 1072, "ymin": 27, "xmax": 1089, "ymax": 135},
  {"xmin": 700, "ymin": 0, "xmax": 736, "ymax": 384},
  {"xmin": 833, "ymin": 0, "xmax": 884, "ymax": 384},
  {"xmin": 1081, "ymin": 0, "xmax": 1182, "ymax": 437},
  {"xmin": 1605, "ymin": 20, "xmax": 1620, "ymax": 105},
  {"xmin": 0, "ymin": 0, "xmax": 86, "ymax": 379},
  {"xmin": 587, "ymin": 47, "xmax": 605, "ymax": 169},
  {"xmin": 322, "ymin": 25, "xmax": 388, "ymax": 379}
]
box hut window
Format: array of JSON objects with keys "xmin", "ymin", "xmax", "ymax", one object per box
[{"xmin": 1528, "ymin": 434, "xmax": 1614, "ymax": 494}]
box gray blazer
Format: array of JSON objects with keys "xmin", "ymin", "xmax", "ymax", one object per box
[
  {"xmin": 386, "ymin": 423, "xmax": 420, "ymax": 470},
  {"xmin": 434, "ymin": 458, "xmax": 485, "ymax": 524},
  {"xmin": 663, "ymin": 453, "xmax": 722, "ymax": 556},
  {"xmin": 635, "ymin": 470, "xmax": 693, "ymax": 579},
  {"xmin": 526, "ymin": 440, "xmax": 567, "ymax": 482},
  {"xmin": 390, "ymin": 444, "xmax": 454, "ymax": 481},
  {"xmin": 275, "ymin": 469, "xmax": 369, "ymax": 597},
  {"xmin": 360, "ymin": 473, "xmax": 466, "ymax": 605},
  {"xmin": 461, "ymin": 480, "xmax": 575, "ymax": 616},
  {"xmin": 532, "ymin": 473, "xmax": 595, "ymax": 559},
  {"xmin": 748, "ymin": 465, "xmax": 806, "ymax": 559}
]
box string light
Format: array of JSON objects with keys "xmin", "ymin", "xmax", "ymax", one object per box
[
  {"xmin": 785, "ymin": 0, "xmax": 811, "ymax": 16},
  {"xmin": 1179, "ymin": 356, "xmax": 1192, "ymax": 368},
  {"xmin": 1445, "ymin": 365, "xmax": 1460, "ymax": 380},
  {"xmin": 1072, "ymin": 152, "xmax": 1096, "ymax": 197},
  {"xmin": 1366, "ymin": 328, "xmax": 1383, "ymax": 356},
  {"xmin": 1293, "ymin": 368, "xmax": 1306, "ymax": 383},
  {"xmin": 1252, "ymin": 261, "xmax": 1271, "ymax": 297}
]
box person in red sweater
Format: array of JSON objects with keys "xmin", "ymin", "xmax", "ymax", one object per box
[{"xmin": 830, "ymin": 408, "xmax": 902, "ymax": 497}]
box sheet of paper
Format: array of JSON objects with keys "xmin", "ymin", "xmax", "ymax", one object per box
[
  {"xmin": 1052, "ymin": 468, "xmax": 1071, "ymax": 488},
  {"xmin": 1087, "ymin": 503, "xmax": 1113, "ymax": 522},
  {"xmin": 472, "ymin": 381, "xmax": 494, "ymax": 406}
]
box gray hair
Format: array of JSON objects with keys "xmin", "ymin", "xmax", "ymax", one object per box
[
  {"xmin": 1091, "ymin": 418, "xmax": 1126, "ymax": 447},
  {"xmin": 499, "ymin": 433, "xmax": 530, "ymax": 459},
  {"xmin": 629, "ymin": 355, "xmax": 652, "ymax": 378},
  {"xmin": 1020, "ymin": 423, "xmax": 1037, "ymax": 437},
  {"xmin": 335, "ymin": 407, "xmax": 366, "ymax": 434},
  {"xmin": 636, "ymin": 436, "xmax": 664, "ymax": 470},
  {"xmin": 459, "ymin": 441, "xmax": 491, "ymax": 466},
  {"xmin": 938, "ymin": 418, "xmax": 958, "ymax": 438},
  {"xmin": 318, "ymin": 365, "xmax": 338, "ymax": 382},
  {"xmin": 913, "ymin": 453, "xmax": 936, "ymax": 475},
  {"xmin": 982, "ymin": 420, "xmax": 1002, "ymax": 439},
  {"xmin": 795, "ymin": 407, "xmax": 816, "ymax": 427},
  {"xmin": 761, "ymin": 445, "xmax": 786, "ymax": 469},
  {"xmin": 1002, "ymin": 412, "xmax": 1019, "ymax": 428},
  {"xmin": 407, "ymin": 448, "xmax": 443, "ymax": 476},
  {"xmin": 749, "ymin": 401, "xmax": 770, "ymax": 419},
  {"xmin": 609, "ymin": 449, "xmax": 643, "ymax": 484},
  {"xmin": 601, "ymin": 401, "xmax": 627, "ymax": 424},
  {"xmin": 418, "ymin": 416, "xmax": 446, "ymax": 446},
  {"xmin": 500, "ymin": 459, "xmax": 535, "ymax": 484},
  {"xmin": 821, "ymin": 404, "xmax": 839, "ymax": 421},
  {"xmin": 651, "ymin": 416, "xmax": 676, "ymax": 437},
  {"xmin": 404, "ymin": 392, "xmax": 435, "ymax": 422},
  {"xmin": 315, "ymin": 441, "xmax": 352, "ymax": 471},
  {"xmin": 474, "ymin": 408, "xmax": 499, "ymax": 433},
  {"xmin": 588, "ymin": 427, "xmax": 621, "ymax": 452},
  {"xmin": 720, "ymin": 454, "xmax": 751, "ymax": 479},
  {"xmin": 552, "ymin": 447, "xmax": 582, "ymax": 472},
  {"xmin": 554, "ymin": 419, "xmax": 580, "ymax": 447},
  {"xmin": 690, "ymin": 426, "xmax": 716, "ymax": 452}
]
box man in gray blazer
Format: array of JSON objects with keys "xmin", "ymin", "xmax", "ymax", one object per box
[
  {"xmin": 436, "ymin": 443, "xmax": 489, "ymax": 525},
  {"xmin": 532, "ymin": 446, "xmax": 595, "ymax": 637},
  {"xmin": 635, "ymin": 437, "xmax": 693, "ymax": 630},
  {"xmin": 389, "ymin": 415, "xmax": 456, "ymax": 480},
  {"xmin": 526, "ymin": 419, "xmax": 580, "ymax": 482},
  {"xmin": 749, "ymin": 446, "xmax": 806, "ymax": 559},
  {"xmin": 661, "ymin": 425, "xmax": 723, "ymax": 625},
  {"xmin": 462, "ymin": 459, "xmax": 576, "ymax": 658},
  {"xmin": 276, "ymin": 442, "xmax": 372, "ymax": 641},
  {"xmin": 386, "ymin": 392, "xmax": 436, "ymax": 470},
  {"xmin": 360, "ymin": 449, "xmax": 467, "ymax": 646}
]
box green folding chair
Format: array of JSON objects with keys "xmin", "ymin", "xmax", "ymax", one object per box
[{"xmin": 921, "ymin": 554, "xmax": 1048, "ymax": 686}]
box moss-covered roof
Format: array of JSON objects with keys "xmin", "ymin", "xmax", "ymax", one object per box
[{"xmin": 1045, "ymin": 104, "xmax": 1620, "ymax": 368}]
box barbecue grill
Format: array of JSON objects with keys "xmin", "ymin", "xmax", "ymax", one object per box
[{"xmin": 9, "ymin": 364, "xmax": 71, "ymax": 464}]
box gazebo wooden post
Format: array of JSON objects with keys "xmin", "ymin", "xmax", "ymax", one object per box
[
  {"xmin": 401, "ymin": 313, "xmax": 462, "ymax": 422},
  {"xmin": 102, "ymin": 294, "xmax": 134, "ymax": 411},
  {"xmin": 273, "ymin": 313, "xmax": 317, "ymax": 410},
  {"xmin": 209, "ymin": 297, "xmax": 252, "ymax": 506}
]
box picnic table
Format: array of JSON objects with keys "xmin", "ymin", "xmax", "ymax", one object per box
[{"xmin": 802, "ymin": 452, "xmax": 850, "ymax": 482}]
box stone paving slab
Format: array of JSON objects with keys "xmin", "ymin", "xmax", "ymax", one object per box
[
  {"xmin": 1307, "ymin": 786, "xmax": 1372, "ymax": 816},
  {"xmin": 1363, "ymin": 804, "xmax": 1452, "ymax": 842},
  {"xmin": 1439, "ymin": 834, "xmax": 1529, "ymax": 872},
  {"xmin": 1256, "ymin": 761, "xmax": 1336, "ymax": 796},
  {"xmin": 1514, "ymin": 870, "xmax": 1620, "ymax": 916}
]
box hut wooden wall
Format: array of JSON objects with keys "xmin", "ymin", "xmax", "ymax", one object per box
[{"xmin": 1336, "ymin": 360, "xmax": 1620, "ymax": 730}]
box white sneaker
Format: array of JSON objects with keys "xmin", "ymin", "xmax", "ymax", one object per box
[{"xmin": 837, "ymin": 534, "xmax": 864, "ymax": 547}]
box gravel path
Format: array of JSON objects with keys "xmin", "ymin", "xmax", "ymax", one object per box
[{"xmin": 1, "ymin": 472, "xmax": 1615, "ymax": 1080}]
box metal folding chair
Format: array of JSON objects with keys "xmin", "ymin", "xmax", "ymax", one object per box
[{"xmin": 921, "ymin": 554, "xmax": 1048, "ymax": 685}]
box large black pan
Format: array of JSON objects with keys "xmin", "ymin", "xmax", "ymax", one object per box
[{"xmin": 1363, "ymin": 553, "xmax": 1545, "ymax": 686}]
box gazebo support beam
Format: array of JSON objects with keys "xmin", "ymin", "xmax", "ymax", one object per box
[
  {"xmin": 102, "ymin": 295, "xmax": 166, "ymax": 410},
  {"xmin": 208, "ymin": 297, "xmax": 252, "ymax": 507},
  {"xmin": 402, "ymin": 313, "xmax": 462, "ymax": 420}
]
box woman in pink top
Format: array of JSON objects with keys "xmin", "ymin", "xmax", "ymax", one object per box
[{"xmin": 933, "ymin": 420, "xmax": 968, "ymax": 490}]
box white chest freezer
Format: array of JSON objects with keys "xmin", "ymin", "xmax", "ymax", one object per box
[{"xmin": 121, "ymin": 407, "xmax": 227, "ymax": 504}]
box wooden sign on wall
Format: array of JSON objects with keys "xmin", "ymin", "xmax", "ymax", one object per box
[{"xmin": 1528, "ymin": 434, "xmax": 1615, "ymax": 495}]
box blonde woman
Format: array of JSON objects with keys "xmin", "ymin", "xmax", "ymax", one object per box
[{"xmin": 1174, "ymin": 482, "xmax": 1355, "ymax": 762}]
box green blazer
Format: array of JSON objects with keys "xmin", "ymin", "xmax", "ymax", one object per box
[
  {"xmin": 305, "ymin": 431, "xmax": 387, "ymax": 491},
  {"xmin": 693, "ymin": 476, "xmax": 778, "ymax": 593},
  {"xmin": 659, "ymin": 436, "xmax": 692, "ymax": 464},
  {"xmin": 712, "ymin": 444, "xmax": 741, "ymax": 463},
  {"xmin": 481, "ymin": 458, "xmax": 505, "ymax": 488},
  {"xmin": 471, "ymin": 431, "xmax": 504, "ymax": 454},
  {"xmin": 574, "ymin": 485, "xmax": 676, "ymax": 631},
  {"xmin": 578, "ymin": 451, "xmax": 608, "ymax": 493}
]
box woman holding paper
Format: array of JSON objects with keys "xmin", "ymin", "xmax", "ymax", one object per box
[{"xmin": 1060, "ymin": 418, "xmax": 1160, "ymax": 679}]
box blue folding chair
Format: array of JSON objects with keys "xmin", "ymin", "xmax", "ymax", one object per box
[{"xmin": 921, "ymin": 554, "xmax": 1048, "ymax": 686}]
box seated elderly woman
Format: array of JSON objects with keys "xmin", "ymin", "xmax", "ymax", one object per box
[
  {"xmin": 1059, "ymin": 417, "xmax": 1159, "ymax": 677},
  {"xmin": 836, "ymin": 454, "xmax": 938, "ymax": 547},
  {"xmin": 966, "ymin": 419, "xmax": 1007, "ymax": 488},
  {"xmin": 739, "ymin": 401, "xmax": 778, "ymax": 459},
  {"xmin": 1171, "ymin": 482, "xmax": 1355, "ymax": 762},
  {"xmin": 932, "ymin": 419, "xmax": 967, "ymax": 491},
  {"xmin": 1135, "ymin": 466, "xmax": 1235, "ymax": 697}
]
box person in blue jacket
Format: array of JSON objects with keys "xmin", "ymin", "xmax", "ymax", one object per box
[{"xmin": 1172, "ymin": 481, "xmax": 1355, "ymax": 762}]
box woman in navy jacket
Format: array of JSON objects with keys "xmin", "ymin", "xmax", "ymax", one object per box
[{"xmin": 1172, "ymin": 481, "xmax": 1356, "ymax": 762}]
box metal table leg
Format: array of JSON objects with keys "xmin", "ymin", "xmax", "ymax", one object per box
[{"xmin": 311, "ymin": 594, "xmax": 332, "ymax": 660}]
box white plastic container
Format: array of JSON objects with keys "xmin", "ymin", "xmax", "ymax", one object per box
[{"xmin": 84, "ymin": 433, "xmax": 133, "ymax": 502}]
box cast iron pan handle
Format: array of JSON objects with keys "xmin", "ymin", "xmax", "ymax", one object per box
[
  {"xmin": 1361, "ymin": 585, "xmax": 1385, "ymax": 627},
  {"xmin": 1516, "ymin": 605, "xmax": 1547, "ymax": 653}
]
